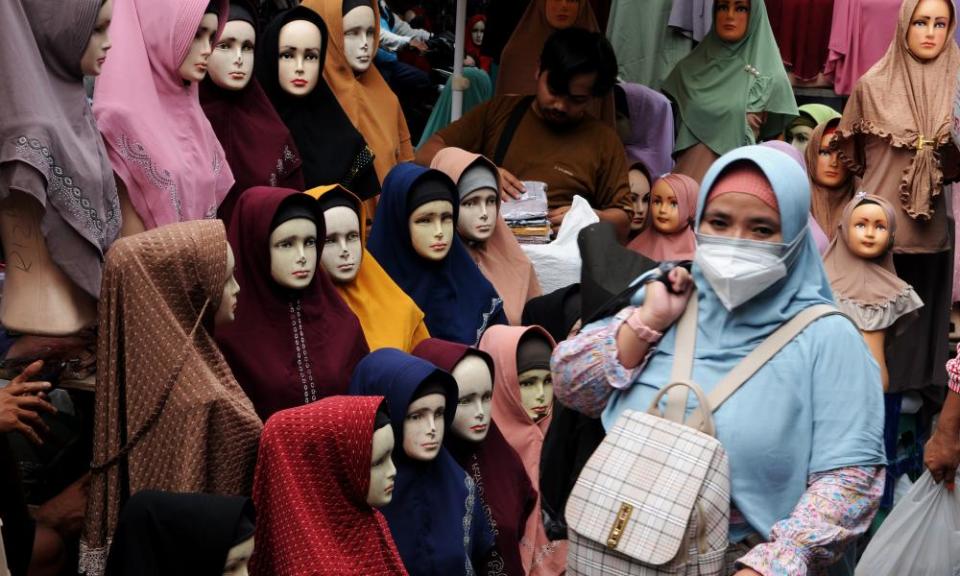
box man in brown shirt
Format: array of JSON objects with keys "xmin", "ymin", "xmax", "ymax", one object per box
[{"xmin": 416, "ymin": 28, "xmax": 634, "ymax": 240}]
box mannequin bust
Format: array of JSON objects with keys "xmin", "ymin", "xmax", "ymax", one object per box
[
  {"xmin": 545, "ymin": 0, "xmax": 580, "ymax": 30},
  {"xmin": 320, "ymin": 206, "xmax": 363, "ymax": 283},
  {"xmin": 813, "ymin": 128, "xmax": 850, "ymax": 190},
  {"xmin": 450, "ymin": 354, "xmax": 494, "ymax": 442},
  {"xmin": 403, "ymin": 383, "xmax": 447, "ymax": 461},
  {"xmin": 367, "ymin": 408, "xmax": 397, "ymax": 507},
  {"xmin": 270, "ymin": 215, "xmax": 318, "ymax": 290},
  {"xmin": 629, "ymin": 168, "xmax": 651, "ymax": 234},
  {"xmin": 408, "ymin": 200, "xmax": 455, "ymax": 261},
  {"xmin": 470, "ymin": 18, "xmax": 485, "ymax": 49},
  {"xmin": 0, "ymin": 0, "xmax": 116, "ymax": 336},
  {"xmin": 714, "ymin": 0, "xmax": 749, "ymax": 43},
  {"xmin": 515, "ymin": 333, "xmax": 554, "ymax": 422},
  {"xmin": 786, "ymin": 120, "xmax": 815, "ymax": 154},
  {"xmin": 215, "ymin": 244, "xmax": 240, "ymax": 326},
  {"xmin": 648, "ymin": 177, "xmax": 683, "ymax": 235},
  {"xmin": 905, "ymin": 0, "xmax": 951, "ymax": 61},
  {"xmin": 456, "ymin": 164, "xmax": 499, "ymax": 244},
  {"xmin": 208, "ymin": 19, "xmax": 256, "ymax": 91},
  {"xmin": 342, "ymin": 3, "xmax": 377, "ymax": 75},
  {"xmin": 277, "ymin": 19, "xmax": 323, "ymax": 97}
]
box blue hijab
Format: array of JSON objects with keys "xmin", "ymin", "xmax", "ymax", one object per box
[
  {"xmin": 368, "ymin": 163, "xmax": 506, "ymax": 345},
  {"xmin": 349, "ymin": 349, "xmax": 494, "ymax": 575},
  {"xmin": 603, "ymin": 146, "xmax": 886, "ymax": 539}
]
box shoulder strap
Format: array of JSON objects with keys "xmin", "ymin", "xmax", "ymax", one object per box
[
  {"xmin": 493, "ymin": 96, "xmax": 535, "ymax": 166},
  {"xmin": 663, "ymin": 293, "xmax": 699, "ymax": 423}
]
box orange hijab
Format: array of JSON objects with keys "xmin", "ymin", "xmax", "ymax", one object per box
[
  {"xmin": 302, "ymin": 0, "xmax": 414, "ymax": 184},
  {"xmin": 430, "ymin": 148, "xmax": 542, "ymax": 325}
]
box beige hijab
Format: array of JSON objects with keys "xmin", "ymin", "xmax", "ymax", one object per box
[
  {"xmin": 807, "ymin": 119, "xmax": 860, "ymax": 239},
  {"xmin": 80, "ymin": 221, "xmax": 262, "ymax": 575},
  {"xmin": 836, "ymin": 0, "xmax": 960, "ymax": 220},
  {"xmin": 430, "ymin": 148, "xmax": 542, "ymax": 325}
]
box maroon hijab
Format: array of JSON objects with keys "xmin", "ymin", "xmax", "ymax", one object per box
[
  {"xmin": 199, "ymin": 0, "xmax": 303, "ymax": 225},
  {"xmin": 412, "ymin": 338, "xmax": 536, "ymax": 576},
  {"xmin": 216, "ymin": 187, "xmax": 368, "ymax": 420}
]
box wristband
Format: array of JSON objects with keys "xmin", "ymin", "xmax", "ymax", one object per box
[{"xmin": 625, "ymin": 310, "xmax": 663, "ymax": 344}]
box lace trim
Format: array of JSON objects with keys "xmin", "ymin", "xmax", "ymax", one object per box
[
  {"xmin": 835, "ymin": 287, "xmax": 924, "ymax": 332},
  {"xmin": 78, "ymin": 538, "xmax": 111, "ymax": 576},
  {"xmin": 115, "ymin": 134, "xmax": 182, "ymax": 221},
  {"xmin": 14, "ymin": 136, "xmax": 120, "ymax": 246},
  {"xmin": 471, "ymin": 457, "xmax": 507, "ymax": 576},
  {"xmin": 464, "ymin": 475, "xmax": 477, "ymax": 576},
  {"xmin": 474, "ymin": 297, "xmax": 504, "ymax": 346},
  {"xmin": 289, "ymin": 300, "xmax": 318, "ymax": 404}
]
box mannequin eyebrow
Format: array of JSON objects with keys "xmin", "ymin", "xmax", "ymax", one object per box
[{"xmin": 371, "ymin": 442, "xmax": 393, "ymax": 463}]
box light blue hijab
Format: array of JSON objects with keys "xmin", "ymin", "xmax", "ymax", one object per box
[{"xmin": 602, "ymin": 146, "xmax": 886, "ymax": 540}]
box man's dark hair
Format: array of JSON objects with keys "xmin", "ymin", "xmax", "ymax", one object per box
[{"xmin": 538, "ymin": 28, "xmax": 618, "ymax": 98}]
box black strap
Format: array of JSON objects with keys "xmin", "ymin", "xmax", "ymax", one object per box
[{"xmin": 493, "ymin": 95, "xmax": 535, "ymax": 166}]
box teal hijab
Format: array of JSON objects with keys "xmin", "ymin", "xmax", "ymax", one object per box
[
  {"xmin": 662, "ymin": 2, "xmax": 798, "ymax": 156},
  {"xmin": 602, "ymin": 146, "xmax": 885, "ymax": 539},
  {"xmin": 416, "ymin": 68, "xmax": 493, "ymax": 150}
]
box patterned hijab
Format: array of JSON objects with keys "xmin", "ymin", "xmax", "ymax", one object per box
[
  {"xmin": 1, "ymin": 0, "xmax": 120, "ymax": 298},
  {"xmin": 250, "ymin": 396, "xmax": 409, "ymax": 575},
  {"xmin": 93, "ymin": 0, "xmax": 235, "ymax": 229},
  {"xmin": 81, "ymin": 221, "xmax": 262, "ymax": 576}
]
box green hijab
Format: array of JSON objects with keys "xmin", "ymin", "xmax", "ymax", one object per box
[
  {"xmin": 662, "ymin": 0, "xmax": 797, "ymax": 155},
  {"xmin": 416, "ymin": 68, "xmax": 493, "ymax": 150}
]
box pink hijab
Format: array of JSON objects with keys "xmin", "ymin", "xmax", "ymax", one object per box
[
  {"xmin": 93, "ymin": 0, "xmax": 234, "ymax": 229},
  {"xmin": 480, "ymin": 325, "xmax": 566, "ymax": 576},
  {"xmin": 627, "ymin": 173, "xmax": 699, "ymax": 261}
]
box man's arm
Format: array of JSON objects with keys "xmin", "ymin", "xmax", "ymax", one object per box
[
  {"xmin": 415, "ymin": 99, "xmax": 495, "ymax": 167},
  {"xmin": 925, "ymin": 390, "xmax": 960, "ymax": 489},
  {"xmin": 597, "ymin": 207, "xmax": 630, "ymax": 243}
]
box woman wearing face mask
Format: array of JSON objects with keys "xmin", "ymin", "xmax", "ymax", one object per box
[
  {"xmin": 308, "ymin": 183, "xmax": 430, "ymax": 351},
  {"xmin": 93, "ymin": 0, "xmax": 234, "ymax": 235},
  {"xmin": 255, "ymin": 6, "xmax": 380, "ymax": 201},
  {"xmin": 199, "ymin": 0, "xmax": 304, "ymax": 225},
  {"xmin": 349, "ymin": 349, "xmax": 495, "ymax": 576},
  {"xmin": 834, "ymin": 0, "xmax": 960, "ymax": 398},
  {"xmin": 368, "ymin": 163, "xmax": 506, "ymax": 345},
  {"xmin": 663, "ymin": 0, "xmax": 798, "ymax": 183},
  {"xmin": 553, "ymin": 146, "xmax": 886, "ymax": 575},
  {"xmin": 249, "ymin": 396, "xmax": 409, "ymax": 575},
  {"xmin": 479, "ymin": 325, "xmax": 566, "ymax": 576},
  {"xmin": 81, "ymin": 221, "xmax": 263, "ymax": 576},
  {"xmin": 105, "ymin": 491, "xmax": 256, "ymax": 576},
  {"xmin": 215, "ymin": 187, "xmax": 369, "ymax": 420},
  {"xmin": 430, "ymin": 148, "xmax": 541, "ymax": 326},
  {"xmin": 412, "ymin": 338, "xmax": 536, "ymax": 576}
]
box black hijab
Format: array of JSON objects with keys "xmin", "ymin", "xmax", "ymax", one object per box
[{"xmin": 256, "ymin": 6, "xmax": 380, "ymax": 199}]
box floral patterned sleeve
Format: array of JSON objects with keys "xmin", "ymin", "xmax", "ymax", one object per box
[
  {"xmin": 947, "ymin": 343, "xmax": 960, "ymax": 394},
  {"xmin": 737, "ymin": 466, "xmax": 884, "ymax": 576},
  {"xmin": 551, "ymin": 307, "xmax": 653, "ymax": 418}
]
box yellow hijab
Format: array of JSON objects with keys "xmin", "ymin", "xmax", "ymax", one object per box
[{"xmin": 305, "ymin": 185, "xmax": 429, "ymax": 351}]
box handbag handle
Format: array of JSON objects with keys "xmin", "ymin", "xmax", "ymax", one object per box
[{"xmin": 646, "ymin": 379, "xmax": 715, "ymax": 437}]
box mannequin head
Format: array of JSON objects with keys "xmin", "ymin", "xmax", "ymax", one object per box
[
  {"xmin": 209, "ymin": 19, "xmax": 256, "ymax": 90},
  {"xmin": 516, "ymin": 333, "xmax": 554, "ymax": 422},
  {"xmin": 342, "ymin": 5, "xmax": 377, "ymax": 75},
  {"xmin": 367, "ymin": 409, "xmax": 397, "ymax": 507},
  {"xmin": 278, "ymin": 19, "xmax": 323, "ymax": 96},
  {"xmin": 215, "ymin": 244, "xmax": 240, "ymax": 326},
  {"xmin": 269, "ymin": 197, "xmax": 319, "ymax": 289},
  {"xmin": 906, "ymin": 0, "xmax": 953, "ymax": 61},
  {"xmin": 813, "ymin": 128, "xmax": 849, "ymax": 189},
  {"xmin": 179, "ymin": 12, "xmax": 220, "ymax": 83},
  {"xmin": 456, "ymin": 163, "xmax": 500, "ymax": 243},
  {"xmin": 450, "ymin": 354, "xmax": 494, "ymax": 442},
  {"xmin": 714, "ymin": 0, "xmax": 750, "ymax": 43},
  {"xmin": 650, "ymin": 178, "xmax": 684, "ymax": 234},
  {"xmin": 545, "ymin": 0, "xmax": 580, "ymax": 29},
  {"xmin": 629, "ymin": 167, "xmax": 651, "ymax": 232},
  {"xmin": 847, "ymin": 200, "xmax": 891, "ymax": 259},
  {"xmin": 785, "ymin": 117, "xmax": 816, "ymax": 153},
  {"xmin": 223, "ymin": 536, "xmax": 254, "ymax": 576},
  {"xmin": 321, "ymin": 206, "xmax": 363, "ymax": 283},
  {"xmin": 402, "ymin": 382, "xmax": 447, "ymax": 461},
  {"xmin": 471, "ymin": 18, "xmax": 485, "ymax": 47},
  {"xmin": 408, "ymin": 200, "xmax": 455, "ymax": 260},
  {"xmin": 79, "ymin": 0, "xmax": 113, "ymax": 76}
]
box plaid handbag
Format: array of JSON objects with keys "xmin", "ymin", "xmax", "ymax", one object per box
[{"xmin": 566, "ymin": 295, "xmax": 842, "ymax": 575}]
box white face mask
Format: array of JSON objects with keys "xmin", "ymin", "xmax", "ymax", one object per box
[{"xmin": 694, "ymin": 229, "xmax": 806, "ymax": 311}]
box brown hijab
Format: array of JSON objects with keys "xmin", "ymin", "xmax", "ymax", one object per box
[
  {"xmin": 80, "ymin": 221, "xmax": 262, "ymax": 576},
  {"xmin": 430, "ymin": 148, "xmax": 542, "ymax": 325},
  {"xmin": 835, "ymin": 0, "xmax": 960, "ymax": 221},
  {"xmin": 301, "ymin": 0, "xmax": 414, "ymax": 184},
  {"xmin": 823, "ymin": 193, "xmax": 923, "ymax": 331},
  {"xmin": 808, "ymin": 119, "xmax": 860, "ymax": 239}
]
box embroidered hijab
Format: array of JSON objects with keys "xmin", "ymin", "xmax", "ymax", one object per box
[
  {"xmin": 626, "ymin": 173, "xmax": 699, "ymax": 261},
  {"xmin": 215, "ymin": 187, "xmax": 369, "ymax": 420},
  {"xmin": 250, "ymin": 396, "xmax": 409, "ymax": 575},
  {"xmin": 93, "ymin": 0, "xmax": 235, "ymax": 228}
]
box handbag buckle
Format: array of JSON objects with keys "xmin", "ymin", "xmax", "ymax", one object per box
[{"xmin": 606, "ymin": 502, "xmax": 634, "ymax": 549}]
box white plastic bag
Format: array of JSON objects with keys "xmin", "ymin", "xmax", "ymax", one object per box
[
  {"xmin": 855, "ymin": 471, "xmax": 960, "ymax": 576},
  {"xmin": 520, "ymin": 195, "xmax": 599, "ymax": 294}
]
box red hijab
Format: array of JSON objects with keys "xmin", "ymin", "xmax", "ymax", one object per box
[
  {"xmin": 250, "ymin": 396, "xmax": 408, "ymax": 575},
  {"xmin": 412, "ymin": 338, "xmax": 536, "ymax": 576},
  {"xmin": 466, "ymin": 15, "xmax": 493, "ymax": 72},
  {"xmin": 216, "ymin": 187, "xmax": 369, "ymax": 420}
]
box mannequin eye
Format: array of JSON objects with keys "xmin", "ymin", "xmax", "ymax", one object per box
[
  {"xmin": 407, "ymin": 412, "xmax": 421, "ymax": 421},
  {"xmin": 275, "ymin": 240, "xmax": 292, "ymax": 248},
  {"xmin": 324, "ymin": 235, "xmax": 336, "ymax": 244},
  {"xmin": 436, "ymin": 407, "xmax": 445, "ymax": 417},
  {"xmin": 215, "ymin": 41, "xmax": 230, "ymax": 50},
  {"xmin": 279, "ymin": 50, "xmax": 294, "ymax": 60},
  {"xmin": 442, "ymin": 213, "xmax": 454, "ymax": 222},
  {"xmin": 347, "ymin": 232, "xmax": 360, "ymax": 241},
  {"xmin": 458, "ymin": 394, "xmax": 474, "ymax": 405},
  {"xmin": 544, "ymin": 377, "xmax": 553, "ymax": 386},
  {"xmin": 482, "ymin": 392, "xmax": 492, "ymax": 402},
  {"xmin": 414, "ymin": 216, "xmax": 432, "ymax": 225},
  {"xmin": 242, "ymin": 42, "xmax": 255, "ymax": 51},
  {"xmin": 372, "ymin": 453, "xmax": 389, "ymax": 467},
  {"xmin": 671, "ymin": 201, "xmax": 678, "ymax": 208}
]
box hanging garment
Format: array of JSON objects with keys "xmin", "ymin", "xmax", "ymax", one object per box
[
  {"xmin": 417, "ymin": 67, "xmax": 493, "ymax": 150},
  {"xmin": 607, "ymin": 0, "xmax": 693, "ymax": 90},
  {"xmin": 826, "ymin": 0, "xmax": 902, "ymax": 95},
  {"xmin": 767, "ymin": 0, "xmax": 834, "ymax": 81},
  {"xmin": 616, "ymin": 82, "xmax": 675, "ymax": 180}
]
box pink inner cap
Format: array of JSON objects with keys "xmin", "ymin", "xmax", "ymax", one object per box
[{"xmin": 705, "ymin": 162, "xmax": 779, "ymax": 212}]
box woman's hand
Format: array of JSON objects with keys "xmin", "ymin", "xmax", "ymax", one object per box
[
  {"xmin": 0, "ymin": 360, "xmax": 56, "ymax": 445},
  {"xmin": 638, "ymin": 266, "xmax": 694, "ymax": 332},
  {"xmin": 746, "ymin": 112, "xmax": 767, "ymax": 139}
]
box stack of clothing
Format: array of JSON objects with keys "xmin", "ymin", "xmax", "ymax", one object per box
[{"xmin": 502, "ymin": 182, "xmax": 551, "ymax": 244}]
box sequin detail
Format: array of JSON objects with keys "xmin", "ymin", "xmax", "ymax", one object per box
[
  {"xmin": 464, "ymin": 475, "xmax": 477, "ymax": 576},
  {"xmin": 289, "ymin": 300, "xmax": 318, "ymax": 404},
  {"xmin": 115, "ymin": 134, "xmax": 182, "ymax": 220}
]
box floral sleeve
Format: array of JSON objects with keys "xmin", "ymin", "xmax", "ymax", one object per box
[
  {"xmin": 947, "ymin": 343, "xmax": 960, "ymax": 394},
  {"xmin": 737, "ymin": 466, "xmax": 884, "ymax": 576}
]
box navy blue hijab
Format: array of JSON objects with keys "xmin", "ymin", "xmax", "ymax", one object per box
[
  {"xmin": 367, "ymin": 163, "xmax": 506, "ymax": 345},
  {"xmin": 349, "ymin": 349, "xmax": 494, "ymax": 575}
]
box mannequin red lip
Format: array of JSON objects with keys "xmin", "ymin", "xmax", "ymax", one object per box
[
  {"xmin": 291, "ymin": 78, "xmax": 308, "ymax": 87},
  {"xmin": 421, "ymin": 441, "xmax": 440, "ymax": 450},
  {"xmin": 922, "ymin": 42, "xmax": 937, "ymax": 48},
  {"xmin": 470, "ymin": 424, "xmax": 488, "ymax": 433},
  {"xmin": 292, "ymin": 270, "xmax": 310, "ymax": 278},
  {"xmin": 429, "ymin": 242, "xmax": 448, "ymax": 251},
  {"xmin": 384, "ymin": 484, "xmax": 394, "ymax": 495},
  {"xmin": 229, "ymin": 71, "xmax": 246, "ymax": 79},
  {"xmin": 195, "ymin": 63, "xmax": 207, "ymax": 71},
  {"xmin": 97, "ymin": 57, "xmax": 106, "ymax": 66},
  {"xmin": 337, "ymin": 263, "xmax": 355, "ymax": 270},
  {"xmin": 532, "ymin": 406, "xmax": 548, "ymax": 415}
]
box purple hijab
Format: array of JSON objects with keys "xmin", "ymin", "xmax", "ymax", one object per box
[
  {"xmin": 618, "ymin": 82, "xmax": 675, "ymax": 180},
  {"xmin": 760, "ymin": 140, "xmax": 829, "ymax": 255}
]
